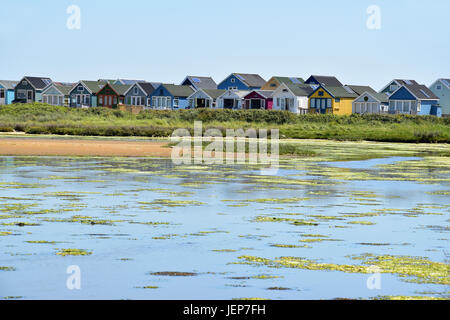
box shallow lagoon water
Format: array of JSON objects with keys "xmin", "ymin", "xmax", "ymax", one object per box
[{"xmin": 0, "ymin": 155, "xmax": 448, "ymax": 300}]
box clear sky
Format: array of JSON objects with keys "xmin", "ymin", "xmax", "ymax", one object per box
[{"xmin": 0, "ymin": 0, "xmax": 449, "ymax": 90}]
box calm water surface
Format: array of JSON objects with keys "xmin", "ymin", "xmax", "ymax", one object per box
[{"xmin": 0, "ymin": 156, "xmax": 448, "ymax": 299}]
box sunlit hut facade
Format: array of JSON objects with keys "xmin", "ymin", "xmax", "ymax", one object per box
[
  {"xmin": 308, "ymin": 85, "xmax": 357, "ymax": 115},
  {"xmin": 97, "ymin": 83, "xmax": 131, "ymax": 108},
  {"xmin": 187, "ymin": 89, "xmax": 225, "ymax": 108}
]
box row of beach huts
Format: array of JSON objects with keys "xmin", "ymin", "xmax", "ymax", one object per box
[{"xmin": 0, "ymin": 74, "xmax": 449, "ymax": 117}]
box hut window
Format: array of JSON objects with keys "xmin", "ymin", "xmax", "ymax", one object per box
[
  {"xmin": 327, "ymin": 99, "xmax": 332, "ymax": 108},
  {"xmin": 134, "ymin": 86, "xmax": 138, "ymax": 94},
  {"xmin": 335, "ymin": 98, "xmax": 340, "ymax": 103},
  {"xmin": 0, "ymin": 89, "xmax": 4, "ymax": 98},
  {"xmin": 403, "ymin": 101, "xmax": 410, "ymax": 113},
  {"xmin": 78, "ymin": 85, "xmax": 84, "ymax": 92},
  {"xmin": 22, "ymin": 80, "xmax": 27, "ymax": 86},
  {"xmin": 173, "ymin": 98, "xmax": 179, "ymax": 108},
  {"xmin": 318, "ymin": 91, "xmax": 324, "ymax": 97},
  {"xmin": 231, "ymin": 78, "xmax": 235, "ymax": 83},
  {"xmin": 310, "ymin": 98, "xmax": 315, "ymax": 108},
  {"xmin": 436, "ymin": 85, "xmax": 441, "ymax": 90}
]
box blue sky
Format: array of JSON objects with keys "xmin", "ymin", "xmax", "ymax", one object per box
[{"xmin": 0, "ymin": 0, "xmax": 449, "ymax": 90}]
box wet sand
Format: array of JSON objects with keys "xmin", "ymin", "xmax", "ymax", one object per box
[{"xmin": 0, "ymin": 137, "xmax": 172, "ymax": 157}]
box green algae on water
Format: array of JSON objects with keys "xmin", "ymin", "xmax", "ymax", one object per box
[{"xmin": 56, "ymin": 248, "xmax": 92, "ymax": 256}]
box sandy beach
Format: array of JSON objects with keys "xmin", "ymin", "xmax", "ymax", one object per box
[{"xmin": 0, "ymin": 137, "xmax": 172, "ymax": 157}]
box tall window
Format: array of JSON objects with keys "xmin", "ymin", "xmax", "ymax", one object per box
[
  {"xmin": 0, "ymin": 89, "xmax": 4, "ymax": 99},
  {"xmin": 310, "ymin": 98, "xmax": 315, "ymax": 108}
]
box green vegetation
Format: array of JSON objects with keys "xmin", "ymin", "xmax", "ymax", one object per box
[
  {"xmin": 0, "ymin": 104, "xmax": 449, "ymax": 143},
  {"xmin": 237, "ymin": 254, "xmax": 450, "ymax": 285},
  {"xmin": 56, "ymin": 248, "xmax": 92, "ymax": 256}
]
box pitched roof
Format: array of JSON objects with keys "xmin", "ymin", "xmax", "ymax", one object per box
[
  {"xmin": 357, "ymin": 91, "xmax": 389, "ymax": 103},
  {"xmin": 380, "ymin": 79, "xmax": 419, "ymax": 93},
  {"xmin": 306, "ymin": 75, "xmax": 343, "ymax": 87},
  {"xmin": 115, "ymin": 79, "xmax": 146, "ymax": 85},
  {"xmin": 395, "ymin": 79, "xmax": 418, "ymax": 86},
  {"xmin": 272, "ymin": 76, "xmax": 305, "ymax": 85},
  {"xmin": 401, "ymin": 83, "xmax": 439, "ymax": 100},
  {"xmin": 233, "ymin": 73, "xmax": 266, "ymax": 88},
  {"xmin": 245, "ymin": 90, "xmax": 274, "ymax": 99},
  {"xmin": 322, "ymin": 86, "xmax": 358, "ymax": 98},
  {"xmin": 80, "ymin": 81, "xmax": 106, "ymax": 94},
  {"xmin": 345, "ymin": 85, "xmax": 377, "ymax": 96},
  {"xmin": 108, "ymin": 84, "xmax": 132, "ymax": 96},
  {"xmin": 202, "ymin": 89, "xmax": 226, "ymax": 99},
  {"xmin": 52, "ymin": 83, "xmax": 74, "ymax": 96},
  {"xmin": 184, "ymin": 76, "xmax": 217, "ymax": 90},
  {"xmin": 138, "ymin": 82, "xmax": 160, "ymax": 95},
  {"xmin": 438, "ymin": 79, "xmax": 450, "ymax": 89},
  {"xmin": 162, "ymin": 84, "xmax": 195, "ymax": 97},
  {"xmin": 256, "ymin": 90, "xmax": 274, "ymax": 98},
  {"xmin": 0, "ymin": 80, "xmax": 18, "ymax": 90},
  {"xmin": 24, "ymin": 76, "xmax": 52, "ymax": 90},
  {"xmin": 219, "ymin": 90, "xmax": 251, "ymax": 99},
  {"xmin": 283, "ymin": 83, "xmax": 315, "ymax": 97}
]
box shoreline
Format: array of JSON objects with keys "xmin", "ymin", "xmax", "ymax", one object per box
[
  {"xmin": 0, "ymin": 137, "xmax": 173, "ymax": 157},
  {"xmin": 0, "ymin": 134, "xmax": 448, "ymax": 159}
]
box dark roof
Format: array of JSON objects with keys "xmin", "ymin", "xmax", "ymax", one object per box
[
  {"xmin": 395, "ymin": 79, "xmax": 418, "ymax": 86},
  {"xmin": 79, "ymin": 81, "xmax": 106, "ymax": 94},
  {"xmin": 24, "ymin": 76, "xmax": 52, "ymax": 90},
  {"xmin": 306, "ymin": 75, "xmax": 343, "ymax": 87},
  {"xmin": 138, "ymin": 82, "xmax": 160, "ymax": 95},
  {"xmin": 202, "ymin": 89, "xmax": 226, "ymax": 99},
  {"xmin": 284, "ymin": 83, "xmax": 315, "ymax": 97},
  {"xmin": 109, "ymin": 84, "xmax": 132, "ymax": 96},
  {"xmin": 233, "ymin": 73, "xmax": 266, "ymax": 88},
  {"xmin": 0, "ymin": 80, "xmax": 18, "ymax": 90},
  {"xmin": 163, "ymin": 84, "xmax": 195, "ymax": 97},
  {"xmin": 272, "ymin": 76, "xmax": 305, "ymax": 85},
  {"xmin": 402, "ymin": 83, "xmax": 439, "ymax": 100},
  {"xmin": 184, "ymin": 76, "xmax": 217, "ymax": 90},
  {"xmin": 345, "ymin": 85, "xmax": 377, "ymax": 96},
  {"xmin": 322, "ymin": 86, "xmax": 358, "ymax": 98}
]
